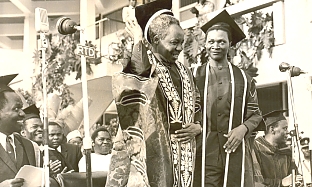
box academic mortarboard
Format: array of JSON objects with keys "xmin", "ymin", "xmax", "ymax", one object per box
[
  {"xmin": 0, "ymin": 74, "xmax": 18, "ymax": 93},
  {"xmin": 23, "ymin": 104, "xmax": 41, "ymax": 122},
  {"xmin": 255, "ymin": 109, "xmax": 288, "ymax": 131},
  {"xmin": 300, "ymin": 137, "xmax": 310, "ymax": 148},
  {"xmin": 200, "ymin": 9, "xmax": 246, "ymax": 46},
  {"xmin": 135, "ymin": 0, "xmax": 173, "ymax": 43}
]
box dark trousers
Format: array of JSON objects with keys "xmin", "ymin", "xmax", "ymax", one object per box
[{"xmin": 194, "ymin": 154, "xmax": 224, "ymax": 187}]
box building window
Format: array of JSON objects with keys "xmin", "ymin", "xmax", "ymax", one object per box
[
  {"xmin": 102, "ymin": 9, "xmax": 125, "ymax": 37},
  {"xmin": 180, "ymin": 0, "xmax": 197, "ymax": 8},
  {"xmin": 257, "ymin": 82, "xmax": 288, "ymax": 114},
  {"xmin": 95, "ymin": 14, "xmax": 101, "ymax": 39}
]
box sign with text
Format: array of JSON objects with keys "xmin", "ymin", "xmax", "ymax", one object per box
[{"xmin": 76, "ymin": 44, "xmax": 95, "ymax": 58}]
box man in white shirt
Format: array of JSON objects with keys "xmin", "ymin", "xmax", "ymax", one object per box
[{"xmin": 79, "ymin": 127, "xmax": 112, "ymax": 172}]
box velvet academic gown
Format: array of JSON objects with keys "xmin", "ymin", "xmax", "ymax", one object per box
[
  {"xmin": 254, "ymin": 136, "xmax": 292, "ymax": 187},
  {"xmin": 193, "ymin": 62, "xmax": 262, "ymax": 187}
]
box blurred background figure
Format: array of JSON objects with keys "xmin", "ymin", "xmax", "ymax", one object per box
[
  {"xmin": 108, "ymin": 117, "xmax": 119, "ymax": 138},
  {"xmin": 190, "ymin": 0, "xmax": 226, "ymax": 27},
  {"xmin": 79, "ymin": 127, "xmax": 112, "ymax": 172},
  {"xmin": 66, "ymin": 130, "xmax": 83, "ymax": 147},
  {"xmin": 122, "ymin": 0, "xmax": 138, "ymax": 22},
  {"xmin": 300, "ymin": 137, "xmax": 311, "ymax": 184}
]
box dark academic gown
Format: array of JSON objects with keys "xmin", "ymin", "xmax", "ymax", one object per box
[
  {"xmin": 193, "ymin": 62, "xmax": 262, "ymax": 187},
  {"xmin": 0, "ymin": 134, "xmax": 36, "ymax": 183},
  {"xmin": 254, "ymin": 136, "xmax": 292, "ymax": 187},
  {"xmin": 109, "ymin": 41, "xmax": 202, "ymax": 187}
]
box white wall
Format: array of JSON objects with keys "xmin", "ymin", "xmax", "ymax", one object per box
[{"xmin": 0, "ymin": 49, "xmax": 34, "ymax": 92}]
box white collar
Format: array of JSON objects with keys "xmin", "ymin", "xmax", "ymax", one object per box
[{"xmin": 0, "ymin": 132, "xmax": 15, "ymax": 151}]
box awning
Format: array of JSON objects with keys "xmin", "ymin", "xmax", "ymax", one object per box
[{"xmin": 68, "ymin": 76, "xmax": 114, "ymax": 132}]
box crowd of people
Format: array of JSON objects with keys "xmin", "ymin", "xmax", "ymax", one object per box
[{"xmin": 0, "ymin": 0, "xmax": 311, "ymax": 187}]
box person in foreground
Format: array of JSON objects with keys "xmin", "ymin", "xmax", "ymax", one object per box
[
  {"xmin": 254, "ymin": 110, "xmax": 302, "ymax": 187},
  {"xmin": 192, "ymin": 9, "xmax": 263, "ymax": 187},
  {"xmin": 109, "ymin": 0, "xmax": 202, "ymax": 186},
  {"xmin": 79, "ymin": 127, "xmax": 112, "ymax": 172},
  {"xmin": 0, "ymin": 74, "xmax": 36, "ymax": 187}
]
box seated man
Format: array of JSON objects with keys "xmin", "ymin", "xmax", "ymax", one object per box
[
  {"xmin": 79, "ymin": 127, "xmax": 112, "ymax": 172},
  {"xmin": 45, "ymin": 121, "xmax": 82, "ymax": 177},
  {"xmin": 254, "ymin": 110, "xmax": 301, "ymax": 187}
]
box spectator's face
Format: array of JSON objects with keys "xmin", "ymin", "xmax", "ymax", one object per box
[
  {"xmin": 155, "ymin": 24, "xmax": 184, "ymax": 63},
  {"xmin": 48, "ymin": 125, "xmax": 64, "ymax": 149},
  {"xmin": 22, "ymin": 118, "xmax": 43, "ymax": 144},
  {"xmin": 68, "ymin": 137, "xmax": 82, "ymax": 147},
  {"xmin": 205, "ymin": 29, "xmax": 230, "ymax": 62},
  {"xmin": 0, "ymin": 92, "xmax": 25, "ymax": 135},
  {"xmin": 129, "ymin": 0, "xmax": 137, "ymax": 7},
  {"xmin": 302, "ymin": 147, "xmax": 310, "ymax": 158},
  {"xmin": 273, "ymin": 120, "xmax": 288, "ymax": 145},
  {"xmin": 93, "ymin": 131, "xmax": 112, "ymax": 155}
]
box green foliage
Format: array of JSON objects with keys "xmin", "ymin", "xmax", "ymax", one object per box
[
  {"xmin": 17, "ymin": 88, "xmax": 35, "ymax": 106},
  {"xmin": 184, "ymin": 8, "xmax": 274, "ymax": 78},
  {"xmin": 33, "ymin": 33, "xmax": 102, "ymax": 109},
  {"xmin": 105, "ymin": 29, "xmax": 133, "ymax": 64}
]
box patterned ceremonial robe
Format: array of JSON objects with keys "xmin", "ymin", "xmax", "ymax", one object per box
[
  {"xmin": 193, "ymin": 62, "xmax": 262, "ymax": 187},
  {"xmin": 108, "ymin": 41, "xmax": 201, "ymax": 187},
  {"xmin": 254, "ymin": 136, "xmax": 292, "ymax": 187}
]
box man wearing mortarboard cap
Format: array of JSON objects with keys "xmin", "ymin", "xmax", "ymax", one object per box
[
  {"xmin": 300, "ymin": 137, "xmax": 311, "ymax": 184},
  {"xmin": 111, "ymin": 0, "xmax": 202, "ymax": 187},
  {"xmin": 21, "ymin": 104, "xmax": 43, "ymax": 145},
  {"xmin": 0, "ymin": 74, "xmax": 36, "ymax": 186},
  {"xmin": 253, "ymin": 110, "xmax": 301, "ymax": 186},
  {"xmin": 20, "ymin": 104, "xmax": 43, "ymax": 167},
  {"xmin": 192, "ymin": 9, "xmax": 263, "ymax": 187}
]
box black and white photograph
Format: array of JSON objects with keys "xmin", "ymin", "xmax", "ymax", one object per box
[{"xmin": 0, "ymin": 0, "xmax": 312, "ymax": 186}]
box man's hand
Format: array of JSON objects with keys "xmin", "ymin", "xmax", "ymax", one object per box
[
  {"xmin": 125, "ymin": 18, "xmax": 143, "ymax": 45},
  {"xmin": 174, "ymin": 122, "xmax": 201, "ymax": 143},
  {"xmin": 223, "ymin": 125, "xmax": 248, "ymax": 153},
  {"xmin": 0, "ymin": 178, "xmax": 24, "ymax": 187},
  {"xmin": 49, "ymin": 160, "xmax": 62, "ymax": 174}
]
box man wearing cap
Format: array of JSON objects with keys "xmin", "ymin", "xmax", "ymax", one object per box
[
  {"xmin": 192, "ymin": 9, "xmax": 262, "ymax": 187},
  {"xmin": 253, "ymin": 110, "xmax": 300, "ymax": 187},
  {"xmin": 21, "ymin": 104, "xmax": 43, "ymax": 146},
  {"xmin": 20, "ymin": 104, "xmax": 43, "ymax": 167},
  {"xmin": 66, "ymin": 130, "xmax": 83, "ymax": 147},
  {"xmin": 300, "ymin": 137, "xmax": 311, "ymax": 184},
  {"xmin": 0, "ymin": 74, "xmax": 36, "ymax": 186},
  {"xmin": 118, "ymin": 0, "xmax": 202, "ymax": 186}
]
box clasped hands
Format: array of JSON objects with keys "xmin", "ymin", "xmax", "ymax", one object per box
[{"xmin": 49, "ymin": 160, "xmax": 74, "ymax": 174}]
